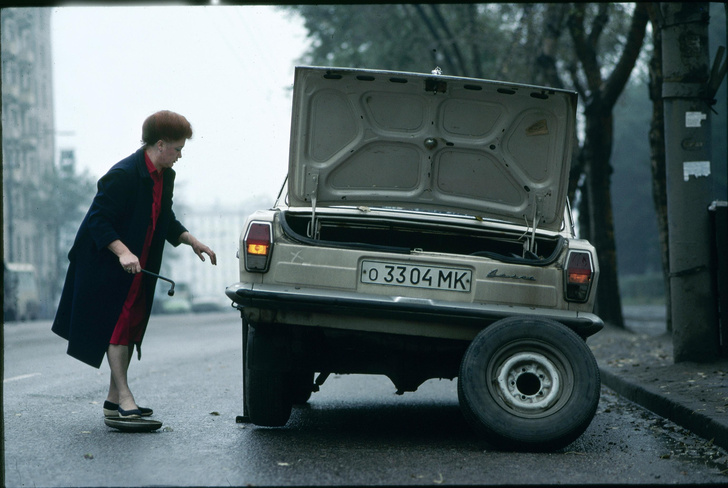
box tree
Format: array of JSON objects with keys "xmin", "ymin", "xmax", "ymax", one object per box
[
  {"xmin": 285, "ymin": 3, "xmax": 649, "ymax": 326},
  {"xmin": 564, "ymin": 3, "xmax": 649, "ymax": 326},
  {"xmin": 27, "ymin": 153, "xmax": 96, "ymax": 299},
  {"xmin": 288, "ymin": 4, "xmax": 509, "ymax": 76},
  {"xmin": 645, "ymin": 4, "xmax": 671, "ymax": 330}
]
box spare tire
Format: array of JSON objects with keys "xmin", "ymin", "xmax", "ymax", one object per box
[{"xmin": 458, "ymin": 316, "xmax": 600, "ymax": 451}]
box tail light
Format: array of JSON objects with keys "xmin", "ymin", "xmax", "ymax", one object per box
[
  {"xmin": 565, "ymin": 250, "xmax": 594, "ymax": 302},
  {"xmin": 243, "ymin": 221, "xmax": 273, "ymax": 272}
]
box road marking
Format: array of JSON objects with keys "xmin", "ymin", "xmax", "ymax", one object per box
[{"xmin": 3, "ymin": 373, "xmax": 41, "ymax": 383}]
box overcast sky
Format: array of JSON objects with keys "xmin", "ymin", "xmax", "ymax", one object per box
[{"xmin": 51, "ymin": 5, "xmax": 309, "ymax": 209}]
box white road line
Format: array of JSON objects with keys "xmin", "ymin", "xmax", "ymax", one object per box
[{"xmin": 3, "ymin": 373, "xmax": 41, "ymax": 383}]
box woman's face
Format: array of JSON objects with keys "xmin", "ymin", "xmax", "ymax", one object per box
[{"xmin": 156, "ymin": 138, "xmax": 186, "ymax": 170}]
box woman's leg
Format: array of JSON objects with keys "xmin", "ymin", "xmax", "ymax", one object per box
[{"xmin": 106, "ymin": 344, "xmax": 137, "ymax": 411}]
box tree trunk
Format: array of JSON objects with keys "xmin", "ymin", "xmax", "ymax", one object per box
[
  {"xmin": 567, "ymin": 2, "xmax": 649, "ymax": 328},
  {"xmin": 583, "ymin": 104, "xmax": 624, "ymax": 327},
  {"xmin": 646, "ymin": 4, "xmax": 672, "ymax": 332}
]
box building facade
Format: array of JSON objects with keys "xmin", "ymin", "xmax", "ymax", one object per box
[{"xmin": 2, "ymin": 8, "xmax": 58, "ymax": 318}]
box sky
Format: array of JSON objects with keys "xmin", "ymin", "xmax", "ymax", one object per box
[{"xmin": 51, "ymin": 5, "xmax": 309, "ymax": 209}]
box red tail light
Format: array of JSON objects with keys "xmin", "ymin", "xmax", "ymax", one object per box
[
  {"xmin": 244, "ymin": 222, "xmax": 273, "ymax": 272},
  {"xmin": 565, "ymin": 250, "xmax": 593, "ymax": 302}
]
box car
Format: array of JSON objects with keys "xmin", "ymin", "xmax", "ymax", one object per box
[
  {"xmin": 3, "ymin": 262, "xmax": 40, "ymax": 322},
  {"xmin": 226, "ymin": 66, "xmax": 602, "ymax": 451},
  {"xmin": 190, "ymin": 295, "xmax": 233, "ymax": 313},
  {"xmin": 152, "ymin": 296, "xmax": 192, "ymax": 315}
]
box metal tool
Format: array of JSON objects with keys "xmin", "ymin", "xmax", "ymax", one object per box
[{"xmin": 141, "ymin": 269, "xmax": 175, "ymax": 296}]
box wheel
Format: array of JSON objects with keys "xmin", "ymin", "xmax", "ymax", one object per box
[
  {"xmin": 244, "ymin": 323, "xmax": 294, "ymax": 427},
  {"xmin": 458, "ymin": 316, "xmax": 600, "ymax": 452},
  {"xmin": 290, "ymin": 371, "xmax": 314, "ymax": 405}
]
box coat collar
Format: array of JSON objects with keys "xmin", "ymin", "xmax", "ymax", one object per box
[{"xmin": 133, "ymin": 147, "xmax": 176, "ymax": 182}]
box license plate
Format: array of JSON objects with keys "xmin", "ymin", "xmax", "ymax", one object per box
[{"xmin": 360, "ymin": 260, "xmax": 472, "ymax": 292}]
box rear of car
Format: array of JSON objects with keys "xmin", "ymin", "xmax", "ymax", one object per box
[{"xmin": 227, "ymin": 67, "xmax": 602, "ymax": 451}]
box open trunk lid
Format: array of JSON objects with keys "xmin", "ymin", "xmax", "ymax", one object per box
[{"xmin": 288, "ymin": 66, "xmax": 577, "ymax": 232}]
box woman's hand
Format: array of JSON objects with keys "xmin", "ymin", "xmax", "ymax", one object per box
[
  {"xmin": 179, "ymin": 231, "xmax": 217, "ymax": 265},
  {"xmin": 119, "ymin": 252, "xmax": 141, "ymax": 274},
  {"xmin": 108, "ymin": 240, "xmax": 141, "ymax": 273}
]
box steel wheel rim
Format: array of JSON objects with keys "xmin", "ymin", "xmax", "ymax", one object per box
[{"xmin": 487, "ymin": 340, "xmax": 573, "ymax": 418}]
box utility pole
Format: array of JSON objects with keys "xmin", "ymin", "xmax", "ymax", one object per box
[{"xmin": 661, "ymin": 3, "xmax": 720, "ymax": 362}]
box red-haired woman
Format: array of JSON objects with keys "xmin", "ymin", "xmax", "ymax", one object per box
[{"xmin": 52, "ymin": 110, "xmax": 217, "ymax": 419}]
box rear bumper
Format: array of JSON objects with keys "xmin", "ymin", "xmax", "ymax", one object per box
[{"xmin": 226, "ymin": 282, "xmax": 604, "ymax": 339}]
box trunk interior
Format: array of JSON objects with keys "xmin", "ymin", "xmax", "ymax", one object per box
[{"xmin": 280, "ymin": 210, "xmax": 565, "ymax": 265}]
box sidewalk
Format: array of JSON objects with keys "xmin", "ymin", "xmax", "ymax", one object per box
[{"xmin": 588, "ymin": 305, "xmax": 728, "ymax": 450}]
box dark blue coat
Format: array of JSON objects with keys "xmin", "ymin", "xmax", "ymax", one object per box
[{"xmin": 52, "ymin": 148, "xmax": 187, "ymax": 368}]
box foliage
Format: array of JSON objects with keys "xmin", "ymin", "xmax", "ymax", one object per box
[
  {"xmin": 285, "ymin": 4, "xmax": 643, "ymax": 85},
  {"xmin": 289, "ymin": 4, "xmax": 500, "ymax": 79}
]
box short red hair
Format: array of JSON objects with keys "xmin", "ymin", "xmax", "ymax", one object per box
[{"xmin": 141, "ymin": 110, "xmax": 193, "ymax": 147}]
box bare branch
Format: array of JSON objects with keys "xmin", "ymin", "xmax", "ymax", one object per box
[
  {"xmin": 602, "ymin": 2, "xmax": 649, "ymax": 107},
  {"xmin": 568, "ymin": 61, "xmax": 587, "ymax": 100},
  {"xmin": 588, "ymin": 3, "xmax": 610, "ymax": 50},
  {"xmin": 568, "ymin": 3, "xmax": 602, "ymax": 91}
]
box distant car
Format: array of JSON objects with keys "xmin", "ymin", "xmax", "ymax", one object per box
[
  {"xmin": 153, "ymin": 297, "xmax": 192, "ymax": 315},
  {"xmin": 191, "ymin": 296, "xmax": 232, "ymax": 313},
  {"xmin": 3, "ymin": 262, "xmax": 40, "ymax": 321},
  {"xmin": 226, "ymin": 67, "xmax": 602, "ymax": 451}
]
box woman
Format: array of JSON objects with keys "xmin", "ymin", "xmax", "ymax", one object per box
[{"xmin": 52, "ymin": 110, "xmax": 217, "ymax": 419}]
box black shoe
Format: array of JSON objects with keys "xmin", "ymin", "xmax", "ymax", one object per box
[
  {"xmin": 117, "ymin": 406, "xmax": 142, "ymax": 419},
  {"xmin": 103, "ymin": 401, "xmax": 153, "ymax": 417}
]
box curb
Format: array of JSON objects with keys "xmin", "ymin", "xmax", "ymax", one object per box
[{"xmin": 599, "ymin": 367, "xmax": 728, "ymax": 451}]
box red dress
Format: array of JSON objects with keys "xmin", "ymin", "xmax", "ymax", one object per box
[{"xmin": 109, "ymin": 152, "xmax": 164, "ymax": 347}]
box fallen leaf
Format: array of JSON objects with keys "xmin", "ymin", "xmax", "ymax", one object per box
[
  {"xmin": 84, "ymin": 453, "xmax": 94, "ymax": 460},
  {"xmin": 210, "ymin": 411, "xmax": 220, "ymax": 416}
]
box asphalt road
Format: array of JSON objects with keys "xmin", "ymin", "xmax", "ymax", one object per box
[{"xmin": 4, "ymin": 310, "xmax": 728, "ymax": 486}]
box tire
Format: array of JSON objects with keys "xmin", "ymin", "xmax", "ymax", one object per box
[
  {"xmin": 290, "ymin": 371, "xmax": 314, "ymax": 405},
  {"xmin": 244, "ymin": 324, "xmax": 294, "ymax": 427},
  {"xmin": 458, "ymin": 316, "xmax": 600, "ymax": 452}
]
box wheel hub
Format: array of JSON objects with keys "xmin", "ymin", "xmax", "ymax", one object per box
[{"xmin": 496, "ymin": 352, "xmax": 561, "ymax": 412}]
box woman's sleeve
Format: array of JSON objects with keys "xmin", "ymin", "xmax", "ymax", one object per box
[
  {"xmin": 86, "ymin": 169, "xmax": 131, "ymax": 251},
  {"xmin": 165, "ymin": 209, "xmax": 189, "ymax": 247}
]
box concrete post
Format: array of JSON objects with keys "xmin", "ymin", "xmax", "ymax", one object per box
[{"xmin": 661, "ymin": 3, "xmax": 720, "ymax": 362}]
